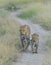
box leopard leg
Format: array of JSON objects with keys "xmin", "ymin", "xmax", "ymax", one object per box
[
  {"xmin": 21, "ymin": 40, "xmax": 24, "ymax": 48},
  {"xmin": 30, "ymin": 40, "xmax": 34, "ymax": 53},
  {"xmin": 35, "ymin": 44, "xmax": 38, "ymax": 53},
  {"xmin": 24, "ymin": 39, "xmax": 30, "ymax": 50}
]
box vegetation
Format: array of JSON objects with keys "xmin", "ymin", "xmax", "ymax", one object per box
[
  {"xmin": 0, "ymin": 0, "xmax": 51, "ymax": 65},
  {"xmin": 18, "ymin": 7, "xmax": 41, "ymax": 19},
  {"xmin": 0, "ymin": 0, "xmax": 50, "ymax": 11},
  {"xmin": 18, "ymin": 2, "xmax": 51, "ymax": 30},
  {"xmin": 0, "ymin": 0, "xmax": 46, "ymax": 7},
  {"xmin": 43, "ymin": 35, "xmax": 51, "ymax": 65},
  {"xmin": 0, "ymin": 17, "xmax": 21, "ymax": 65},
  {"xmin": 0, "ymin": 9, "xmax": 9, "ymax": 17}
]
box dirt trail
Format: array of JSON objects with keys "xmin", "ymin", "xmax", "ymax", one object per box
[{"xmin": 9, "ymin": 10, "xmax": 50, "ymax": 65}]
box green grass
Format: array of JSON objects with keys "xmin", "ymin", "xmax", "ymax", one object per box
[
  {"xmin": 18, "ymin": 2, "xmax": 51, "ymax": 30},
  {"xmin": 18, "ymin": 3, "xmax": 42, "ymax": 19},
  {"xmin": 43, "ymin": 35, "xmax": 51, "ymax": 65},
  {"xmin": 0, "ymin": 9, "xmax": 9, "ymax": 17},
  {"xmin": 0, "ymin": 0, "xmax": 51, "ymax": 13},
  {"xmin": 40, "ymin": 20, "xmax": 51, "ymax": 30},
  {"xmin": 0, "ymin": 0, "xmax": 39, "ymax": 8},
  {"xmin": 0, "ymin": 0, "xmax": 46, "ymax": 7},
  {"xmin": 18, "ymin": 7, "xmax": 41, "ymax": 19},
  {"xmin": 0, "ymin": 0, "xmax": 50, "ymax": 9},
  {"xmin": 0, "ymin": 17, "xmax": 21, "ymax": 65},
  {"xmin": 32, "ymin": 16, "xmax": 51, "ymax": 30},
  {"xmin": 46, "ymin": 36, "xmax": 51, "ymax": 49},
  {"xmin": 0, "ymin": 0, "xmax": 40, "ymax": 12}
]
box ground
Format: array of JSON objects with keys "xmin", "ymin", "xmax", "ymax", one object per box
[
  {"xmin": 9, "ymin": 10, "xmax": 50, "ymax": 65},
  {"xmin": 0, "ymin": 0, "xmax": 51, "ymax": 65}
]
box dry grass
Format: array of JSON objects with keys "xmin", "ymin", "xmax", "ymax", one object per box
[
  {"xmin": 43, "ymin": 35, "xmax": 51, "ymax": 65},
  {"xmin": 0, "ymin": 0, "xmax": 50, "ymax": 8},
  {"xmin": 0, "ymin": 17, "xmax": 21, "ymax": 65},
  {"xmin": 43, "ymin": 51, "xmax": 51, "ymax": 65}
]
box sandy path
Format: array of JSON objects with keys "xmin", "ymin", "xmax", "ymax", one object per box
[{"xmin": 9, "ymin": 10, "xmax": 50, "ymax": 65}]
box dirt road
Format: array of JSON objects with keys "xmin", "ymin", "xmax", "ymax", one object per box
[{"xmin": 9, "ymin": 10, "xmax": 50, "ymax": 65}]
